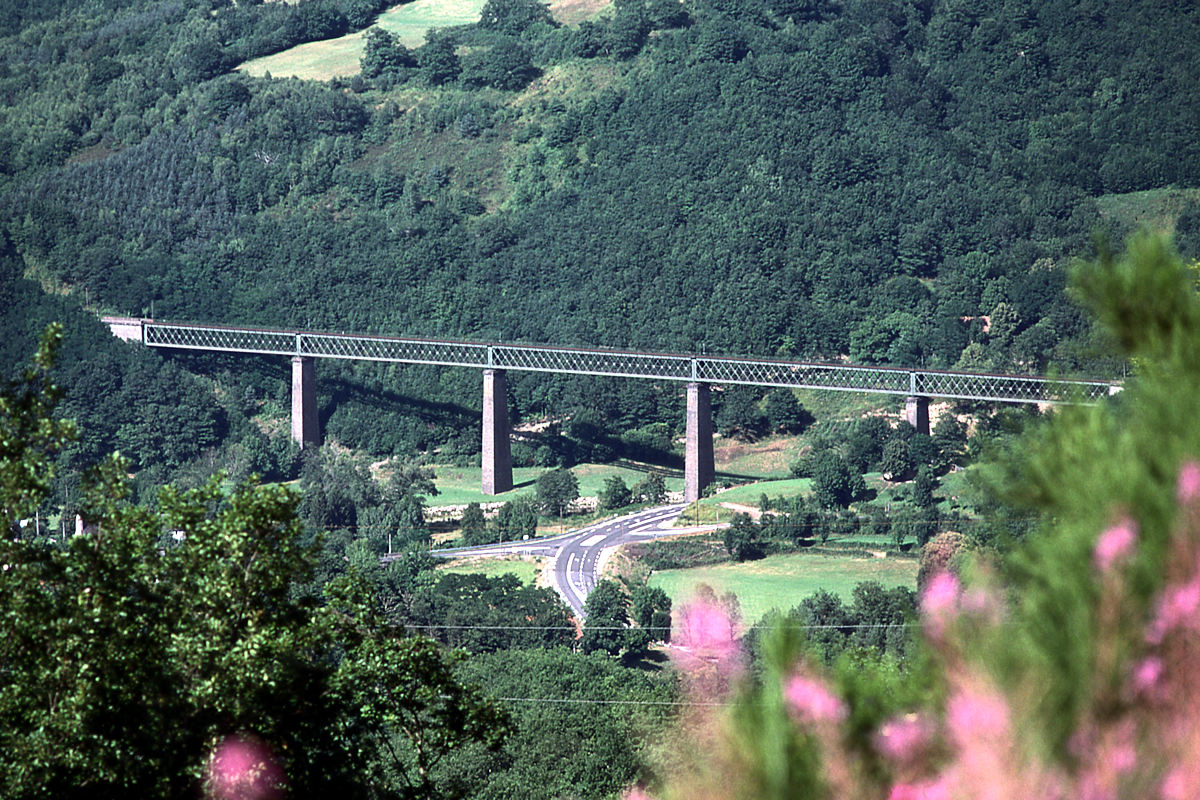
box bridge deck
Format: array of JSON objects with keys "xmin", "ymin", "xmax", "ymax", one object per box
[{"xmin": 126, "ymin": 319, "xmax": 1117, "ymax": 405}]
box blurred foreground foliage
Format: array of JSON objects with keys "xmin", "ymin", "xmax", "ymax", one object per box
[
  {"xmin": 0, "ymin": 328, "xmax": 508, "ymax": 798},
  {"xmin": 639, "ymin": 233, "xmax": 1200, "ymax": 800}
]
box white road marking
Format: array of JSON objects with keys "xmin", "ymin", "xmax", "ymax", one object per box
[{"xmin": 580, "ymin": 533, "xmax": 607, "ymax": 547}]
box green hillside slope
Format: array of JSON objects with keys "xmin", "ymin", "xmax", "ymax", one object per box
[{"xmin": 2, "ymin": 0, "xmax": 1199, "ymax": 477}]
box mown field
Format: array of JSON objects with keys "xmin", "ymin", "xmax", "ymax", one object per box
[
  {"xmin": 1095, "ymin": 187, "xmax": 1200, "ymax": 235},
  {"xmin": 648, "ymin": 551, "xmax": 919, "ymax": 626},
  {"xmin": 438, "ymin": 557, "xmax": 543, "ymax": 585},
  {"xmin": 706, "ymin": 478, "xmax": 812, "ymax": 507},
  {"xmin": 427, "ymin": 462, "xmax": 683, "ymax": 507},
  {"xmin": 237, "ymin": 0, "xmax": 487, "ymax": 80}
]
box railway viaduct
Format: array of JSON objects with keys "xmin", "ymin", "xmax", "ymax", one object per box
[{"xmin": 104, "ymin": 316, "xmax": 1118, "ymax": 502}]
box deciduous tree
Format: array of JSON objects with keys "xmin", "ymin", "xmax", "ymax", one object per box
[
  {"xmin": 0, "ymin": 331, "xmax": 508, "ymax": 797},
  {"xmin": 536, "ymin": 467, "xmax": 579, "ymax": 517},
  {"xmin": 599, "ymin": 475, "xmax": 632, "ymax": 510}
]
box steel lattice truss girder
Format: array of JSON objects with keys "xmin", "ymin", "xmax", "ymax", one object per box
[{"xmin": 141, "ymin": 321, "xmax": 1116, "ymax": 404}]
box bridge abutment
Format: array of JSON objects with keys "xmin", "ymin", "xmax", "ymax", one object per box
[
  {"xmin": 904, "ymin": 395, "xmax": 930, "ymax": 435},
  {"xmin": 291, "ymin": 356, "xmax": 320, "ymax": 448},
  {"xmin": 482, "ymin": 369, "xmax": 513, "ymax": 495},
  {"xmin": 685, "ymin": 382, "xmax": 715, "ymax": 502}
]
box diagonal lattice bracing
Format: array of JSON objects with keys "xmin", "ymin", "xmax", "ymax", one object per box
[
  {"xmin": 914, "ymin": 370, "xmax": 1113, "ymax": 404},
  {"xmin": 143, "ymin": 323, "xmax": 296, "ymax": 356},
  {"xmin": 302, "ymin": 334, "xmax": 489, "ymax": 367},
  {"xmin": 140, "ymin": 321, "xmax": 1118, "ymax": 405},
  {"xmin": 491, "ymin": 345, "xmax": 693, "ymax": 380},
  {"xmin": 696, "ymin": 358, "xmax": 912, "ymax": 394}
]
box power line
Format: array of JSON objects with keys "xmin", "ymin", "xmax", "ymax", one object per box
[
  {"xmin": 405, "ymin": 622, "xmax": 916, "ymax": 632},
  {"xmin": 494, "ymin": 696, "xmax": 723, "ymax": 707}
]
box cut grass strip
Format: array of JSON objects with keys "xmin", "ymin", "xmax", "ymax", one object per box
[
  {"xmin": 439, "ymin": 557, "xmax": 542, "ymax": 585},
  {"xmin": 648, "ymin": 551, "xmax": 918, "ymax": 626},
  {"xmin": 705, "ymin": 477, "xmax": 812, "ymax": 507},
  {"xmin": 237, "ymin": 0, "xmax": 487, "ymax": 80},
  {"xmin": 427, "ymin": 463, "xmax": 683, "ymax": 507}
]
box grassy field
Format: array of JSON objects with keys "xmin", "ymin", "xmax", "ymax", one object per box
[
  {"xmin": 934, "ymin": 467, "xmax": 976, "ymax": 514},
  {"xmin": 439, "ymin": 557, "xmax": 543, "ymax": 585},
  {"xmin": 716, "ymin": 435, "xmax": 805, "ymax": 479},
  {"xmin": 427, "ymin": 462, "xmax": 684, "ymax": 507},
  {"xmin": 375, "ymin": 0, "xmax": 487, "ymax": 46},
  {"xmin": 648, "ymin": 551, "xmax": 918, "ymax": 625},
  {"xmin": 1095, "ymin": 187, "xmax": 1200, "ymax": 235},
  {"xmin": 706, "ymin": 477, "xmax": 811, "ymax": 507},
  {"xmin": 237, "ymin": 0, "xmax": 486, "ymax": 80}
]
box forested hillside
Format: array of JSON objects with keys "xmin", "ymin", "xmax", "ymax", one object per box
[{"xmin": 2, "ymin": 0, "xmax": 1199, "ymax": 474}]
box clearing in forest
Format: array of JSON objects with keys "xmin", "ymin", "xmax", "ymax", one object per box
[
  {"xmin": 439, "ymin": 557, "xmax": 543, "ymax": 585},
  {"xmin": 648, "ymin": 551, "xmax": 918, "ymax": 626},
  {"xmin": 1095, "ymin": 187, "xmax": 1200, "ymax": 235},
  {"xmin": 427, "ymin": 462, "xmax": 683, "ymax": 507},
  {"xmin": 236, "ymin": 0, "xmax": 487, "ymax": 80}
]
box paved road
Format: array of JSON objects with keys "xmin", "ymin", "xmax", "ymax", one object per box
[{"xmin": 424, "ymin": 504, "xmax": 689, "ymax": 617}]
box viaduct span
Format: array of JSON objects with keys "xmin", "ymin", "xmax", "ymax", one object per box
[{"xmin": 105, "ymin": 317, "xmax": 1119, "ymax": 502}]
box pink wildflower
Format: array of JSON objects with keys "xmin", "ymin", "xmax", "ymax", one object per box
[
  {"xmin": 206, "ymin": 735, "xmax": 285, "ymax": 800},
  {"xmin": 1130, "ymin": 656, "xmax": 1164, "ymax": 696},
  {"xmin": 1147, "ymin": 577, "xmax": 1200, "ymax": 644},
  {"xmin": 670, "ymin": 598, "xmax": 742, "ymax": 692},
  {"xmin": 784, "ymin": 674, "xmax": 846, "ymax": 725},
  {"xmin": 921, "ymin": 571, "xmax": 960, "ymax": 640},
  {"xmin": 888, "ymin": 777, "xmax": 952, "ymax": 800},
  {"xmin": 675, "ymin": 600, "xmax": 737, "ymax": 656},
  {"xmin": 1161, "ymin": 767, "xmax": 1193, "ymax": 800},
  {"xmin": 623, "ymin": 787, "xmax": 654, "ymax": 800},
  {"xmin": 1177, "ymin": 461, "xmax": 1200, "ymax": 504},
  {"xmin": 1093, "ymin": 518, "xmax": 1137, "ymax": 572},
  {"xmin": 947, "ymin": 685, "xmax": 1010, "ymax": 745},
  {"xmin": 922, "ymin": 571, "xmax": 960, "ymax": 615},
  {"xmin": 1111, "ymin": 740, "xmax": 1136, "ymax": 774},
  {"xmin": 875, "ymin": 714, "xmax": 936, "ymax": 764}
]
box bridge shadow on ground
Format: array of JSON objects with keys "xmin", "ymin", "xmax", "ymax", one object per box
[
  {"xmin": 318, "ymin": 378, "xmax": 479, "ymax": 430},
  {"xmin": 607, "ymin": 458, "xmax": 760, "ymax": 486},
  {"xmin": 170, "ymin": 350, "xmax": 772, "ymax": 487}
]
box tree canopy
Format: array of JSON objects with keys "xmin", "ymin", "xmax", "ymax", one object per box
[{"xmin": 0, "ymin": 331, "xmax": 508, "ymax": 797}]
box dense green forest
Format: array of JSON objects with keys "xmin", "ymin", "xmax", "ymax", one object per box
[
  {"xmin": 0, "ymin": 327, "xmax": 686, "ymax": 797},
  {"xmin": 2, "ymin": 0, "xmax": 1199, "ymax": 477}
]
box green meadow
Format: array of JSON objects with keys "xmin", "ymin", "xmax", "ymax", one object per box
[
  {"xmin": 439, "ymin": 557, "xmax": 543, "ymax": 585},
  {"xmin": 237, "ymin": 0, "xmax": 487, "ymax": 80},
  {"xmin": 427, "ymin": 462, "xmax": 684, "ymax": 507},
  {"xmin": 648, "ymin": 551, "xmax": 918, "ymax": 625}
]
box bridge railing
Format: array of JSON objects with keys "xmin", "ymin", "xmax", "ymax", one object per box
[{"xmin": 138, "ymin": 320, "xmax": 1116, "ymax": 405}]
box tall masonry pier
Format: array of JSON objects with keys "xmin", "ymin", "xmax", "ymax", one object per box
[
  {"xmin": 481, "ymin": 369, "xmax": 513, "ymax": 495},
  {"xmin": 685, "ymin": 382, "xmax": 715, "ymax": 503},
  {"xmin": 291, "ymin": 356, "xmax": 320, "ymax": 448},
  {"xmin": 904, "ymin": 395, "xmax": 930, "ymax": 435}
]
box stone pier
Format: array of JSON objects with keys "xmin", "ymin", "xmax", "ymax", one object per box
[
  {"xmin": 904, "ymin": 395, "xmax": 930, "ymax": 435},
  {"xmin": 685, "ymin": 382, "xmax": 715, "ymax": 503},
  {"xmin": 482, "ymin": 369, "xmax": 513, "ymax": 495},
  {"xmin": 291, "ymin": 356, "xmax": 320, "ymax": 448}
]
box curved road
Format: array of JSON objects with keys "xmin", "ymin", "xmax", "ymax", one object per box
[{"xmin": 425, "ymin": 504, "xmax": 689, "ymax": 617}]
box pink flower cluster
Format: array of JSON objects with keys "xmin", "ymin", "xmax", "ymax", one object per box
[
  {"xmin": 1147, "ymin": 576, "xmax": 1200, "ymax": 644},
  {"xmin": 875, "ymin": 714, "xmax": 935, "ymax": 766},
  {"xmin": 674, "ymin": 599, "xmax": 738, "ymax": 657},
  {"xmin": 205, "ymin": 734, "xmax": 285, "ymax": 800},
  {"xmin": 784, "ymin": 674, "xmax": 846, "ymax": 726},
  {"xmin": 625, "ymin": 462, "xmax": 1200, "ymax": 800},
  {"xmin": 1093, "ymin": 518, "xmax": 1137, "ymax": 572},
  {"xmin": 920, "ymin": 571, "xmax": 960, "ymax": 642},
  {"xmin": 1177, "ymin": 461, "xmax": 1200, "ymax": 504}
]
